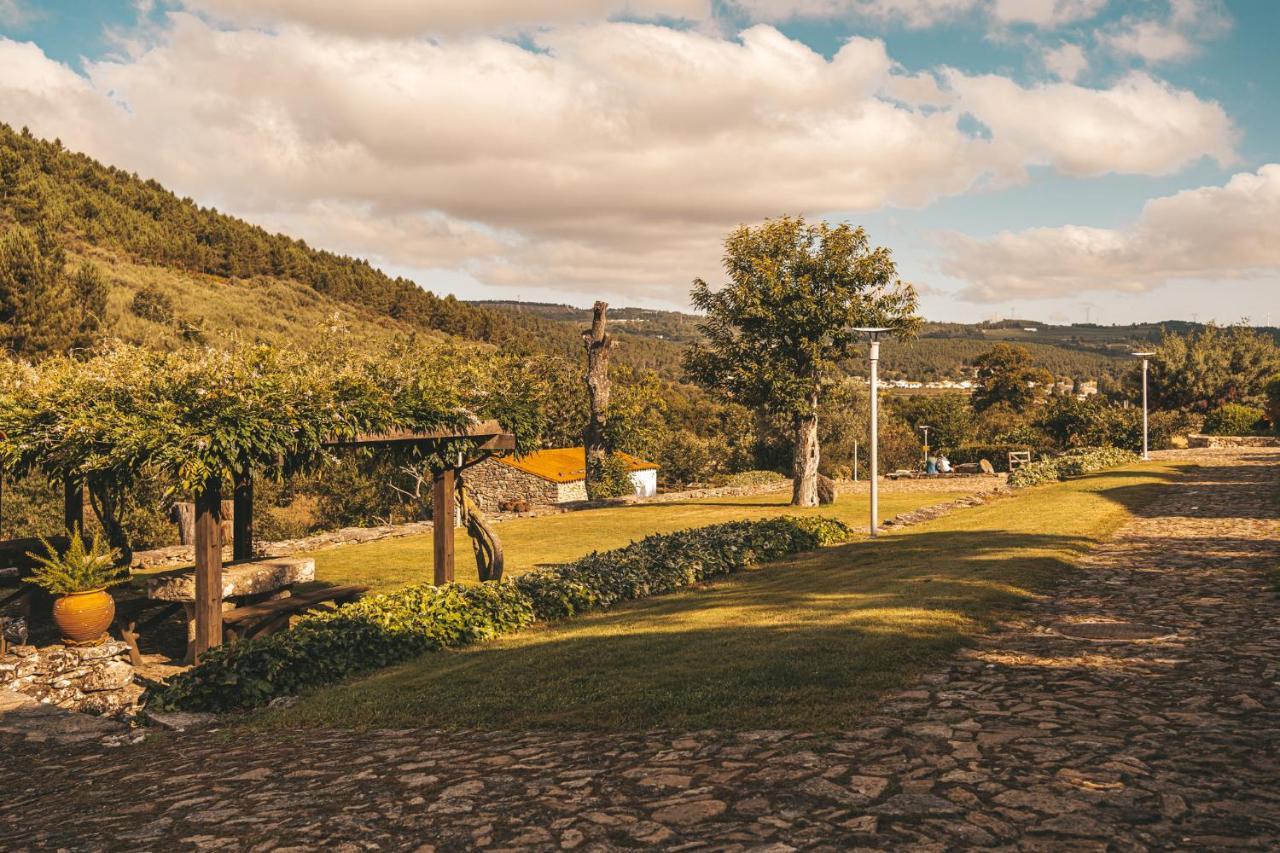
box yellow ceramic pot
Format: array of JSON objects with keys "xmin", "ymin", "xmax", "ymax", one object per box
[{"xmin": 52, "ymin": 588, "xmax": 115, "ymax": 646}]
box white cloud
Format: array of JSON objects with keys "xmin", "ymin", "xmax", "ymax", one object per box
[
  {"xmin": 1100, "ymin": 0, "xmax": 1231, "ymax": 65},
  {"xmin": 0, "ymin": 0, "xmax": 36, "ymax": 28},
  {"xmin": 730, "ymin": 0, "xmax": 981, "ymax": 28},
  {"xmin": 945, "ymin": 70, "xmax": 1235, "ymax": 177},
  {"xmin": 1042, "ymin": 42, "xmax": 1087, "ymax": 81},
  {"xmin": 0, "ymin": 16, "xmax": 1239, "ymax": 302},
  {"xmin": 940, "ymin": 164, "xmax": 1280, "ymax": 301},
  {"xmin": 183, "ymin": 0, "xmax": 712, "ymax": 36},
  {"xmin": 989, "ymin": 0, "xmax": 1106, "ymax": 28}
]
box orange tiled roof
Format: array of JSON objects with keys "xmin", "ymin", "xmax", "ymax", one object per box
[{"xmin": 497, "ymin": 447, "xmax": 658, "ymax": 484}]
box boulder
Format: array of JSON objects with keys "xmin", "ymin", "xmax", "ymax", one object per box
[{"xmin": 817, "ymin": 474, "xmax": 838, "ymax": 505}]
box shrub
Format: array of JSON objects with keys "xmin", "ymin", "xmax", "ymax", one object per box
[
  {"xmin": 720, "ymin": 469, "xmax": 786, "ymax": 487},
  {"xmin": 1264, "ymin": 374, "xmax": 1280, "ymax": 429},
  {"xmin": 950, "ymin": 444, "xmax": 1033, "ymax": 473},
  {"xmin": 1202, "ymin": 403, "xmax": 1266, "ymax": 436},
  {"xmin": 1008, "ymin": 446, "xmax": 1139, "ymax": 489},
  {"xmin": 130, "ymin": 284, "xmax": 176, "ymax": 324},
  {"xmin": 152, "ymin": 515, "xmax": 851, "ymax": 712}
]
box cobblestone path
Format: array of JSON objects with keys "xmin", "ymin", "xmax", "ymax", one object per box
[{"xmin": 2, "ymin": 449, "xmax": 1277, "ymax": 851}]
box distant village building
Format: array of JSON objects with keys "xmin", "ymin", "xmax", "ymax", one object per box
[
  {"xmin": 467, "ymin": 447, "xmax": 659, "ymax": 510},
  {"xmin": 1077, "ymin": 380, "xmax": 1099, "ymax": 397}
]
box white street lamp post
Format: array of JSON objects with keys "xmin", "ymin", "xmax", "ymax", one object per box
[
  {"xmin": 1133, "ymin": 352, "xmax": 1155, "ymax": 461},
  {"xmin": 856, "ymin": 327, "xmax": 891, "ymax": 538},
  {"xmin": 919, "ymin": 424, "xmax": 931, "ymax": 464}
]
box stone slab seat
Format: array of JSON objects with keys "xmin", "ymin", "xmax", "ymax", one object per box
[
  {"xmin": 146, "ymin": 557, "xmax": 316, "ymax": 601},
  {"xmin": 221, "ymin": 584, "xmax": 368, "ymax": 644}
]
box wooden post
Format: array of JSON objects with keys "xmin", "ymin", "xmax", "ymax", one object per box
[
  {"xmin": 63, "ymin": 477, "xmax": 84, "ymax": 535},
  {"xmin": 432, "ymin": 467, "xmax": 455, "ymax": 585},
  {"xmin": 232, "ymin": 467, "xmax": 253, "ymax": 561},
  {"xmin": 194, "ymin": 477, "xmax": 224, "ymax": 659}
]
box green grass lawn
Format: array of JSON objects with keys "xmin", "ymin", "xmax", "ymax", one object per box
[
  {"xmin": 264, "ymin": 461, "xmax": 1185, "ymax": 732},
  {"xmin": 305, "ymin": 485, "xmax": 978, "ymax": 591}
]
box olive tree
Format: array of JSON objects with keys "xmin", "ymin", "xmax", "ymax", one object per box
[{"xmin": 685, "ymin": 217, "xmax": 919, "ymax": 506}]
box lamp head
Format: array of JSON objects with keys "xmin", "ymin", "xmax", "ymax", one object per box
[
  {"xmin": 853, "ymin": 326, "xmax": 892, "ymax": 341},
  {"xmin": 1131, "ymin": 351, "xmax": 1155, "ymax": 357}
]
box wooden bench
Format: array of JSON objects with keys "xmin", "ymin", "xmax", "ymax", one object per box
[
  {"xmin": 113, "ymin": 598, "xmax": 185, "ymax": 667},
  {"xmin": 222, "ymin": 585, "xmax": 368, "ymax": 644}
]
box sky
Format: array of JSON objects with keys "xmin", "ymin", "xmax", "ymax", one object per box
[{"xmin": 1, "ymin": 0, "xmax": 1277, "ymax": 324}]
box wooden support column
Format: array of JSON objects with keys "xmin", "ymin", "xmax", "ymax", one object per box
[
  {"xmin": 193, "ymin": 476, "xmax": 224, "ymax": 659},
  {"xmin": 232, "ymin": 467, "xmax": 253, "ymax": 562},
  {"xmin": 432, "ymin": 467, "xmax": 455, "ymax": 585},
  {"xmin": 63, "ymin": 477, "xmax": 84, "ymax": 535}
]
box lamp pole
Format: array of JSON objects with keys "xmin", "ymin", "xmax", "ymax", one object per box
[
  {"xmin": 1133, "ymin": 352, "xmax": 1155, "ymax": 460},
  {"xmin": 919, "ymin": 424, "xmax": 931, "ymax": 464},
  {"xmin": 856, "ymin": 327, "xmax": 891, "ymax": 538}
]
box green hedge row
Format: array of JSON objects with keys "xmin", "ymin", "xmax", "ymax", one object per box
[
  {"xmin": 153, "ymin": 515, "xmax": 851, "ymax": 713},
  {"xmin": 1008, "ymin": 446, "xmax": 1139, "ymax": 488}
]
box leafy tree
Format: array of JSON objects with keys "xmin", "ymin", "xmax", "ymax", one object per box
[
  {"xmin": 1266, "ymin": 374, "xmax": 1280, "ymax": 430},
  {"xmin": 1149, "ymin": 325, "xmax": 1280, "ymax": 413},
  {"xmin": 0, "ymin": 225, "xmax": 105, "ymax": 358},
  {"xmin": 970, "ymin": 344, "xmax": 1053, "ymax": 413},
  {"xmin": 685, "ymin": 217, "xmax": 919, "ymax": 506},
  {"xmin": 895, "ymin": 393, "xmax": 974, "ymax": 453}
]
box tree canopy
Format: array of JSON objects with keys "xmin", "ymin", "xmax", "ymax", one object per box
[
  {"xmin": 684, "ymin": 217, "xmax": 919, "ymax": 504},
  {"xmin": 1148, "ymin": 324, "xmax": 1280, "ymax": 413},
  {"xmin": 970, "ymin": 343, "xmax": 1053, "ymax": 413}
]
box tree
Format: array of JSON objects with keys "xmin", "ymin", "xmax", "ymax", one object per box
[
  {"xmin": 684, "ymin": 217, "xmax": 919, "ymax": 506},
  {"xmin": 1266, "ymin": 374, "xmax": 1280, "ymax": 430},
  {"xmin": 581, "ymin": 301, "xmax": 614, "ymax": 500},
  {"xmin": 895, "ymin": 393, "xmax": 974, "ymax": 453},
  {"xmin": 0, "ymin": 225, "xmax": 105, "ymax": 358},
  {"xmin": 970, "ymin": 344, "xmax": 1053, "ymax": 413},
  {"xmin": 1148, "ymin": 325, "xmax": 1280, "ymax": 413}
]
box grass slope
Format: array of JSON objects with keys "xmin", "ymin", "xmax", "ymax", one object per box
[
  {"xmin": 268, "ymin": 461, "xmax": 1182, "ymax": 731},
  {"xmin": 305, "ymin": 486, "xmax": 976, "ymax": 592}
]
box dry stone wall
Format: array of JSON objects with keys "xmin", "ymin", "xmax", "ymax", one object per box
[
  {"xmin": 465, "ymin": 457, "xmax": 560, "ymax": 511},
  {"xmin": 0, "ymin": 641, "xmax": 141, "ymax": 718}
]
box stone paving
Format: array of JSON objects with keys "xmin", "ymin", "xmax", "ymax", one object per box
[{"xmin": 1, "ymin": 449, "xmax": 1277, "ymax": 851}]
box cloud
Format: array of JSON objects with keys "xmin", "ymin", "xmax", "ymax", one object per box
[
  {"xmin": 989, "ymin": 0, "xmax": 1106, "ymax": 28},
  {"xmin": 0, "ymin": 17, "xmax": 1239, "ymax": 302},
  {"xmin": 945, "ymin": 70, "xmax": 1235, "ymax": 177},
  {"xmin": 1100, "ymin": 0, "xmax": 1231, "ymax": 65},
  {"xmin": 183, "ymin": 0, "xmax": 713, "ymax": 36},
  {"xmin": 1042, "ymin": 42, "xmax": 1087, "ymax": 81},
  {"xmin": 940, "ymin": 164, "xmax": 1280, "ymax": 300},
  {"xmin": 0, "ymin": 0, "xmax": 36, "ymax": 28},
  {"xmin": 730, "ymin": 0, "xmax": 981, "ymax": 28}
]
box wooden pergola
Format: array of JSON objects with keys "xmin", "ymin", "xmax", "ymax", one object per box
[{"xmin": 190, "ymin": 420, "xmax": 515, "ymax": 659}]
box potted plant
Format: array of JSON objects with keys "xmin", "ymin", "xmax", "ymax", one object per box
[{"xmin": 27, "ymin": 532, "xmax": 128, "ymax": 646}]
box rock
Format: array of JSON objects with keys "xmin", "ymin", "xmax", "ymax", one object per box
[
  {"xmin": 651, "ymin": 799, "xmax": 728, "ymax": 825},
  {"xmin": 870, "ymin": 794, "xmax": 962, "ymax": 817},
  {"xmin": 146, "ymin": 710, "xmax": 220, "ymax": 732},
  {"xmin": 817, "ymin": 474, "xmax": 838, "ymax": 505},
  {"xmin": 80, "ymin": 660, "xmax": 135, "ymax": 692}
]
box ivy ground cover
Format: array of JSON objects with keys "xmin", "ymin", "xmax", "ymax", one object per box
[{"xmin": 266, "ymin": 460, "xmax": 1185, "ymax": 732}]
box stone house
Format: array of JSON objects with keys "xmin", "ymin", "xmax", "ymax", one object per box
[{"xmin": 466, "ymin": 447, "xmax": 659, "ymax": 510}]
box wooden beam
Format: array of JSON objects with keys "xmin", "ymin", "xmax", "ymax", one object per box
[
  {"xmin": 193, "ymin": 476, "xmax": 224, "ymax": 659},
  {"xmin": 232, "ymin": 467, "xmax": 253, "ymax": 561},
  {"xmin": 63, "ymin": 478, "xmax": 84, "ymax": 536},
  {"xmin": 323, "ymin": 419, "xmax": 513, "ymax": 447},
  {"xmin": 432, "ymin": 467, "xmax": 455, "ymax": 586}
]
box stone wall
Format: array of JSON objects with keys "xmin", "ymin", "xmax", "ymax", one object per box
[
  {"xmin": 466, "ymin": 457, "xmax": 561, "ymax": 511},
  {"xmin": 1, "ymin": 641, "xmax": 141, "ymax": 718},
  {"xmin": 1187, "ymin": 434, "xmax": 1280, "ymax": 449},
  {"xmin": 555, "ymin": 479, "xmax": 589, "ymax": 503}
]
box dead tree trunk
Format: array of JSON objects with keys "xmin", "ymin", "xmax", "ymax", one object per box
[
  {"xmin": 791, "ymin": 390, "xmax": 820, "ymax": 507},
  {"xmin": 458, "ymin": 474, "xmax": 504, "ymax": 582},
  {"xmin": 582, "ymin": 301, "xmax": 614, "ymax": 500}
]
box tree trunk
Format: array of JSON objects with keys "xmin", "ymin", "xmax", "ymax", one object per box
[
  {"xmin": 458, "ymin": 474, "xmax": 504, "ymax": 582},
  {"xmin": 791, "ymin": 392, "xmax": 820, "ymax": 507},
  {"xmin": 87, "ymin": 478, "xmax": 133, "ymax": 566},
  {"xmin": 582, "ymin": 301, "xmax": 614, "ymax": 500}
]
